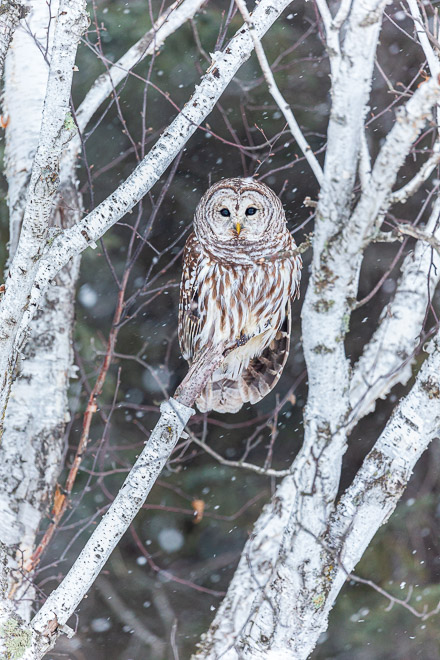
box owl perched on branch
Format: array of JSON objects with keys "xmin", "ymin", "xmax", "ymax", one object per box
[{"xmin": 178, "ymin": 178, "xmax": 302, "ymax": 414}]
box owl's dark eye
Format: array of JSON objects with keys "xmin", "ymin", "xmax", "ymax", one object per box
[
  {"xmin": 220, "ymin": 208, "xmax": 231, "ymax": 217},
  {"xmin": 245, "ymin": 207, "xmax": 258, "ymax": 216}
]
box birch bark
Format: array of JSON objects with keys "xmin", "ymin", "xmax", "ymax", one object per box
[
  {"xmin": 0, "ymin": 1, "xmax": 85, "ymax": 628},
  {"xmin": 195, "ymin": 5, "xmax": 440, "ymax": 660},
  {"xmin": 0, "ymin": 0, "xmax": 88, "ymax": 428},
  {"xmin": 0, "ymin": 1, "xmax": 27, "ymax": 82}
]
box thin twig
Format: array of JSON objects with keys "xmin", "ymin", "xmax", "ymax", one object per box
[
  {"xmin": 234, "ymin": 0, "xmax": 324, "ymax": 185},
  {"xmin": 348, "ymin": 573, "xmax": 440, "ymax": 621}
]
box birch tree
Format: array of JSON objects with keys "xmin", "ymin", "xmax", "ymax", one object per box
[{"xmin": 0, "ymin": 0, "xmax": 440, "ymax": 658}]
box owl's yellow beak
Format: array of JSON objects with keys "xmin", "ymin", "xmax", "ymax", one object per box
[{"xmin": 236, "ymin": 222, "xmax": 241, "ymax": 236}]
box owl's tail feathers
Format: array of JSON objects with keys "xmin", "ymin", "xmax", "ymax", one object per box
[{"xmin": 195, "ymin": 313, "xmax": 291, "ymax": 414}]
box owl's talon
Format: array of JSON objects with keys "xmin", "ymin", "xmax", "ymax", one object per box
[{"xmin": 236, "ymin": 333, "xmax": 251, "ymax": 347}]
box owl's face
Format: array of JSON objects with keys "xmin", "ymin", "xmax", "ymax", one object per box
[{"xmin": 194, "ymin": 178, "xmax": 285, "ymax": 246}]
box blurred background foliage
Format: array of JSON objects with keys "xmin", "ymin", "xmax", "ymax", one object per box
[{"xmin": 1, "ymin": 0, "xmax": 440, "ymax": 658}]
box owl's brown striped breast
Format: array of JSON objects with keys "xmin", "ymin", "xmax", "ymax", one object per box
[{"xmin": 179, "ymin": 233, "xmax": 301, "ymax": 362}]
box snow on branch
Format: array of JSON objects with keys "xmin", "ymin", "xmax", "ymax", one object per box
[
  {"xmin": 0, "ymin": 0, "xmax": 207, "ymax": 634},
  {"xmin": 4, "ymin": 0, "xmax": 58, "ymax": 260},
  {"xmin": 396, "ymin": 220, "xmax": 440, "ymax": 252},
  {"xmin": 207, "ymin": 335, "xmax": 440, "ymax": 658},
  {"xmin": 346, "ymin": 52, "xmax": 440, "ymax": 426},
  {"xmin": 316, "ymin": 0, "xmax": 387, "ymax": 232},
  {"xmin": 302, "ymin": 0, "xmax": 388, "ymax": 446}
]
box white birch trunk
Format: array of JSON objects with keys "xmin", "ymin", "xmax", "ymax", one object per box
[
  {"xmin": 195, "ymin": 7, "xmax": 440, "ymax": 660},
  {"xmin": 0, "ymin": 0, "xmax": 88, "ymax": 428},
  {"xmin": 3, "ymin": 0, "xmax": 55, "ymax": 260},
  {"xmin": 0, "ymin": 2, "xmax": 83, "ymax": 626}
]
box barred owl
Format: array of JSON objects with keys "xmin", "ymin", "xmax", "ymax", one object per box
[{"xmin": 178, "ymin": 178, "xmax": 302, "ymax": 414}]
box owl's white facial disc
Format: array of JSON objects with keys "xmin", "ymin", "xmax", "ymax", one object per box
[{"xmin": 195, "ymin": 178, "xmax": 286, "ymax": 246}]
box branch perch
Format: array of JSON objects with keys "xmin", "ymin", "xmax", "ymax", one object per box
[{"xmin": 15, "ymin": 345, "xmax": 225, "ymax": 658}]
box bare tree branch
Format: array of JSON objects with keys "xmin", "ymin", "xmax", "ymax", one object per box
[
  {"xmin": 389, "ymin": 141, "xmax": 440, "ymax": 204},
  {"xmin": 75, "ymin": 0, "xmax": 206, "ymax": 135},
  {"xmin": 234, "ymin": 0, "xmax": 324, "ymax": 184},
  {"xmin": 0, "ymin": 3, "xmax": 85, "ymax": 624},
  {"xmin": 350, "ymin": 196, "xmax": 440, "ymax": 425},
  {"xmin": 21, "ymin": 346, "xmax": 224, "ymax": 658}
]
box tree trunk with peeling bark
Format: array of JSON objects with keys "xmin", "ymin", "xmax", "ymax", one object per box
[{"xmin": 1, "ymin": 0, "xmax": 440, "ymax": 658}]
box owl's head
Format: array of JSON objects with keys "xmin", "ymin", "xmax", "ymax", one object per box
[{"xmin": 194, "ymin": 178, "xmax": 287, "ymax": 248}]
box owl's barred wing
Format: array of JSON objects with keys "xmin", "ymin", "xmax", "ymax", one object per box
[
  {"xmin": 178, "ymin": 234, "xmax": 202, "ymax": 362},
  {"xmin": 240, "ymin": 300, "xmax": 292, "ymax": 401},
  {"xmin": 179, "ymin": 244, "xmax": 301, "ymax": 413},
  {"xmin": 195, "ymin": 255, "xmax": 301, "ymax": 413}
]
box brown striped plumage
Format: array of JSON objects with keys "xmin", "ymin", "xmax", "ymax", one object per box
[{"xmin": 178, "ymin": 178, "xmax": 302, "ymax": 413}]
